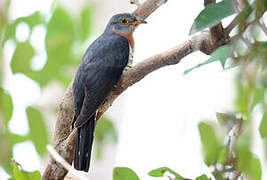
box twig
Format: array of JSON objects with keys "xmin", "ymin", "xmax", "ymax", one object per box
[
  {"xmin": 47, "ymin": 145, "xmax": 88, "ymax": 180},
  {"xmin": 240, "ymin": 35, "xmax": 250, "ymax": 48},
  {"xmin": 225, "ymin": 15, "xmax": 239, "ymax": 35},
  {"xmin": 204, "ymin": 0, "xmax": 225, "ymax": 44},
  {"xmin": 257, "ymin": 21, "xmax": 267, "ymax": 37},
  {"xmin": 130, "ymin": 0, "xmax": 141, "ymax": 7}
]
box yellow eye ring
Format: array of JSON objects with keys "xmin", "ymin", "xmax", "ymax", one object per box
[{"xmin": 121, "ymin": 18, "xmax": 128, "ymax": 24}]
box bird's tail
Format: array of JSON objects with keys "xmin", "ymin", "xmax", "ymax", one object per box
[{"xmin": 74, "ymin": 114, "xmax": 95, "ymax": 172}]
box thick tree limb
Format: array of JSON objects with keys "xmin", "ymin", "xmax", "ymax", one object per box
[{"xmin": 42, "ymin": 0, "xmax": 230, "ymax": 179}]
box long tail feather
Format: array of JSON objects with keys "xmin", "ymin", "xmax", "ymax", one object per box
[{"xmin": 74, "ymin": 114, "xmax": 95, "ymax": 172}]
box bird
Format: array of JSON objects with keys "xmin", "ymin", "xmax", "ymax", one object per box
[{"xmin": 72, "ymin": 13, "xmax": 146, "ymax": 172}]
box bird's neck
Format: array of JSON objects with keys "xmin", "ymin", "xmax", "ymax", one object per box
[{"xmin": 112, "ymin": 31, "xmax": 135, "ymax": 52}]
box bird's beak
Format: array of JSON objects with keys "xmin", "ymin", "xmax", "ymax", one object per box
[{"xmin": 130, "ymin": 19, "xmax": 147, "ymax": 25}]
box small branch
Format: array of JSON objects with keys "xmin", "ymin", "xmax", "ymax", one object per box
[
  {"xmin": 227, "ymin": 119, "xmax": 242, "ymax": 156},
  {"xmin": 204, "ymin": 0, "xmax": 225, "ymax": 45},
  {"xmin": 130, "ymin": 0, "xmax": 141, "ymax": 7},
  {"xmin": 133, "ymin": 0, "xmax": 167, "ymax": 19},
  {"xmin": 257, "ymin": 21, "xmax": 267, "ymax": 37},
  {"xmin": 225, "ymin": 15, "xmax": 239, "ymax": 35},
  {"xmin": 240, "ymin": 35, "xmax": 250, "ymax": 48},
  {"xmin": 47, "ymin": 145, "xmax": 88, "ymax": 180}
]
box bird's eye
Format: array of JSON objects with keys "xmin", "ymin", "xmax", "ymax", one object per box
[{"xmin": 120, "ymin": 18, "xmax": 128, "ymax": 24}]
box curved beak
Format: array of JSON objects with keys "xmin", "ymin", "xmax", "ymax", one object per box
[{"xmin": 130, "ymin": 18, "xmax": 147, "ymax": 25}]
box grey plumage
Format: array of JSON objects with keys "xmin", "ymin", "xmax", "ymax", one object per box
[{"xmin": 72, "ymin": 13, "xmax": 146, "ymax": 172}]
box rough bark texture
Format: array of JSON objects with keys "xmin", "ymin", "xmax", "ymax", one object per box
[{"xmin": 42, "ymin": 0, "xmax": 232, "ymax": 179}]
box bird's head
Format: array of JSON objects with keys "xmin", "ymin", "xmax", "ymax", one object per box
[
  {"xmin": 105, "ymin": 13, "xmax": 147, "ymax": 50},
  {"xmin": 105, "ymin": 13, "xmax": 147, "ymax": 35}
]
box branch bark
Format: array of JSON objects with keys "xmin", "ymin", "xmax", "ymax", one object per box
[
  {"xmin": 203, "ymin": 0, "xmax": 227, "ymax": 54},
  {"xmin": 42, "ymin": 0, "xmax": 230, "ymax": 179}
]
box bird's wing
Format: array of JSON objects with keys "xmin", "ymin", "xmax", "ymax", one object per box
[
  {"xmin": 74, "ymin": 61, "xmax": 128, "ymax": 128},
  {"xmin": 74, "ymin": 35, "xmax": 129, "ymax": 128}
]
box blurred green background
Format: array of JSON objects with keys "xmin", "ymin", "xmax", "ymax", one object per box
[{"xmin": 0, "ymin": 0, "xmax": 267, "ymax": 179}]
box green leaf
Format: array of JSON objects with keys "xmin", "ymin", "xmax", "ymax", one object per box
[
  {"xmin": 198, "ymin": 122, "xmax": 220, "ymax": 165},
  {"xmin": 113, "ymin": 167, "xmax": 140, "ymax": 180},
  {"xmin": 80, "ymin": 7, "xmax": 92, "ymax": 41},
  {"xmin": 264, "ymin": 0, "xmax": 267, "ymax": 8},
  {"xmin": 4, "ymin": 12, "xmax": 44, "ymax": 42},
  {"xmin": 250, "ymin": 156, "xmax": 262, "ymax": 180},
  {"xmin": 10, "ymin": 42, "xmax": 35, "ymax": 75},
  {"xmin": 211, "ymin": 45, "xmax": 232, "ymax": 67},
  {"xmin": 183, "ymin": 56, "xmax": 216, "ymax": 75},
  {"xmin": 217, "ymin": 147, "xmax": 227, "ymax": 164},
  {"xmin": 148, "ymin": 167, "xmax": 184, "ymax": 180},
  {"xmin": 7, "ymin": 132, "xmax": 27, "ymax": 145},
  {"xmin": 236, "ymin": 131, "xmax": 252, "ymax": 172},
  {"xmin": 259, "ymin": 112, "xmax": 267, "ymax": 138},
  {"xmin": 0, "ymin": 133, "xmax": 13, "ymax": 174},
  {"xmin": 196, "ymin": 174, "xmax": 209, "ymax": 180},
  {"xmin": 234, "ymin": 73, "xmax": 252, "ymax": 115},
  {"xmin": 95, "ymin": 116, "xmax": 118, "ymax": 142},
  {"xmin": 40, "ymin": 7, "xmax": 78, "ymax": 86},
  {"xmin": 248, "ymin": 42, "xmax": 267, "ymax": 60},
  {"xmin": 4, "ymin": 23, "xmax": 16, "ymax": 42},
  {"xmin": 15, "ymin": 11, "xmax": 44, "ymax": 31},
  {"xmin": 13, "ymin": 163, "xmax": 41, "ymax": 180},
  {"xmin": 26, "ymin": 106, "xmax": 49, "ymax": 156},
  {"xmin": 252, "ymin": 88, "xmax": 264, "ymax": 108},
  {"xmin": 184, "ymin": 45, "xmax": 232, "ymax": 75},
  {"xmin": 0, "ymin": 88, "xmax": 13, "ymax": 125},
  {"xmin": 190, "ymin": 0, "xmax": 235, "ymax": 34},
  {"xmin": 236, "ymin": 145, "xmax": 262, "ymax": 180}
]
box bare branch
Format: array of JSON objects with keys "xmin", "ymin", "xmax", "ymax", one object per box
[
  {"xmin": 257, "ymin": 20, "xmax": 267, "ymax": 37},
  {"xmin": 130, "ymin": 0, "xmax": 141, "ymax": 7},
  {"xmin": 133, "ymin": 0, "xmax": 167, "ymax": 19},
  {"xmin": 47, "ymin": 145, "xmax": 88, "ymax": 180},
  {"xmin": 225, "ymin": 15, "xmax": 239, "ymax": 35}
]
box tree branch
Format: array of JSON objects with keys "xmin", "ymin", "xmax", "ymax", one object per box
[
  {"xmin": 42, "ymin": 0, "xmax": 229, "ymax": 179},
  {"xmin": 204, "ymin": 0, "xmax": 225, "ymax": 46},
  {"xmin": 47, "ymin": 145, "xmax": 88, "ymax": 180},
  {"xmin": 130, "ymin": 0, "xmax": 141, "ymax": 7},
  {"xmin": 225, "ymin": 15, "xmax": 239, "ymax": 35},
  {"xmin": 257, "ymin": 20, "xmax": 267, "ymax": 37}
]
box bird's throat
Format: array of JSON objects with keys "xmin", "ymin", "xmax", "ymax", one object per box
[{"xmin": 113, "ymin": 32, "xmax": 135, "ymax": 52}]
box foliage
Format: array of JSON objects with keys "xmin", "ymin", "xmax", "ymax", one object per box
[
  {"xmin": 148, "ymin": 167, "xmax": 184, "ymax": 180},
  {"xmin": 113, "ymin": 167, "xmax": 140, "ymax": 180},
  {"xmin": 9, "ymin": 162, "xmax": 41, "ymax": 180},
  {"xmin": 0, "ymin": 1, "xmax": 117, "ymax": 178},
  {"xmin": 184, "ymin": 45, "xmax": 232, "ymax": 75},
  {"xmin": 0, "ymin": 0, "xmax": 266, "ymax": 179},
  {"xmin": 190, "ymin": 0, "xmax": 236, "ymax": 34},
  {"xmin": 113, "ymin": 0, "xmax": 267, "ymax": 179}
]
